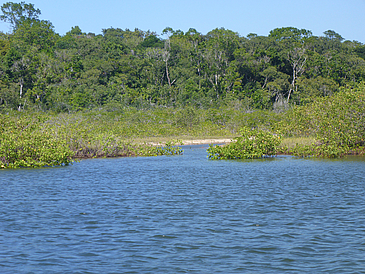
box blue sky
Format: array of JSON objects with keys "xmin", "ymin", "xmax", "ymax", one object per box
[{"xmin": 1, "ymin": 0, "xmax": 365, "ymax": 43}]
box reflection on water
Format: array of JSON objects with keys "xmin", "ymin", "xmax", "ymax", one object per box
[{"xmin": 1, "ymin": 145, "xmax": 365, "ymax": 273}]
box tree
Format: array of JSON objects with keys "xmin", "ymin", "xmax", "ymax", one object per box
[
  {"xmin": 295, "ymin": 76, "xmax": 339, "ymax": 105},
  {"xmin": 0, "ymin": 1, "xmax": 41, "ymax": 30},
  {"xmin": 323, "ymin": 30, "xmax": 344, "ymax": 42},
  {"xmin": 286, "ymin": 47, "xmax": 307, "ymax": 102},
  {"xmin": 12, "ymin": 19, "xmax": 58, "ymax": 53},
  {"xmin": 7, "ymin": 49, "xmax": 32, "ymax": 110},
  {"xmin": 161, "ymin": 27, "xmax": 174, "ymax": 39},
  {"xmin": 269, "ymin": 27, "xmax": 312, "ymax": 42},
  {"xmin": 139, "ymin": 35, "xmax": 163, "ymax": 48},
  {"xmin": 68, "ymin": 26, "xmax": 83, "ymax": 36}
]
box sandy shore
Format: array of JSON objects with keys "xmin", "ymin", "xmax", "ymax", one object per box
[{"xmin": 147, "ymin": 138, "xmax": 234, "ymax": 146}]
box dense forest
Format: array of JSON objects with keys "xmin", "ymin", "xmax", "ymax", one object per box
[
  {"xmin": 1, "ymin": 2, "xmax": 365, "ymax": 112},
  {"xmin": 1, "ymin": 2, "xmax": 365, "ymax": 168}
]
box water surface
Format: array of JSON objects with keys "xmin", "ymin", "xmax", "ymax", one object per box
[{"xmin": 1, "ymin": 145, "xmax": 365, "ymax": 273}]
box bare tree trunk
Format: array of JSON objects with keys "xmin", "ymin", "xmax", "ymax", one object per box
[
  {"xmin": 287, "ymin": 66, "xmax": 296, "ymax": 102},
  {"xmin": 165, "ymin": 57, "xmax": 171, "ymax": 87},
  {"xmin": 19, "ymin": 82, "xmax": 23, "ymax": 98},
  {"xmin": 287, "ymin": 48, "xmax": 306, "ymax": 103},
  {"xmin": 18, "ymin": 81, "xmax": 23, "ymax": 111},
  {"xmin": 162, "ymin": 50, "xmax": 174, "ymax": 88},
  {"xmin": 262, "ymin": 77, "xmax": 268, "ymax": 89}
]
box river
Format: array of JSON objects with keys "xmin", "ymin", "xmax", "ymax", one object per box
[{"xmin": 1, "ymin": 145, "xmax": 365, "ymax": 273}]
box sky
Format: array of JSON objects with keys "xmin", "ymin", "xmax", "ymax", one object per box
[{"xmin": 1, "ymin": 0, "xmax": 365, "ymax": 43}]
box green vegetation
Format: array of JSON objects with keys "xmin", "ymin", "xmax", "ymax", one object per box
[
  {"xmin": 0, "ymin": 111, "xmax": 186, "ymax": 168},
  {"xmin": 0, "ymin": 2, "xmax": 365, "ymax": 167},
  {"xmin": 1, "ymin": 3, "xmax": 365, "ymax": 112},
  {"xmin": 1, "ymin": 82, "xmax": 364, "ymax": 168},
  {"xmin": 208, "ymin": 127, "xmax": 281, "ymax": 159},
  {"xmin": 0, "ymin": 104, "xmax": 284, "ymax": 168},
  {"xmin": 209, "ymin": 82, "xmax": 365, "ymax": 159},
  {"xmin": 283, "ymin": 82, "xmax": 365, "ymax": 157},
  {"xmin": 0, "ymin": 114, "xmax": 74, "ymax": 168}
]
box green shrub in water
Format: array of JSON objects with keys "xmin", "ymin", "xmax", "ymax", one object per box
[
  {"xmin": 285, "ymin": 82, "xmax": 365, "ymax": 157},
  {"xmin": 207, "ymin": 127, "xmax": 281, "ymax": 159},
  {"xmin": 0, "ymin": 115, "xmax": 75, "ymax": 168}
]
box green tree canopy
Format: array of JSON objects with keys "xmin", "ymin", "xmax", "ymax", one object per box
[
  {"xmin": 0, "ymin": 1, "xmax": 41, "ymax": 30},
  {"xmin": 269, "ymin": 27, "xmax": 312, "ymax": 42},
  {"xmin": 323, "ymin": 30, "xmax": 344, "ymax": 42}
]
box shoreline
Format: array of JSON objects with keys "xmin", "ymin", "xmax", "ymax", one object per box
[
  {"xmin": 146, "ymin": 138, "xmax": 234, "ymax": 146},
  {"xmin": 71, "ymin": 138, "xmax": 364, "ymax": 161},
  {"xmin": 73, "ymin": 139, "xmax": 234, "ymax": 160}
]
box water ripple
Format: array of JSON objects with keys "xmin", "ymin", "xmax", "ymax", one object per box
[{"xmin": 1, "ymin": 147, "xmax": 365, "ymax": 273}]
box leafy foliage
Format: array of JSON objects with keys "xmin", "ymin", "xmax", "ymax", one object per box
[
  {"xmin": 207, "ymin": 127, "xmax": 281, "ymax": 159},
  {"xmin": 0, "ymin": 110, "xmax": 189, "ymax": 168},
  {"xmin": 0, "ymin": 3, "xmax": 365, "ymax": 112},
  {"xmin": 0, "ymin": 1, "xmax": 40, "ymax": 30},
  {"xmin": 0, "ymin": 113, "xmax": 74, "ymax": 168},
  {"xmin": 282, "ymin": 82, "xmax": 365, "ymax": 157},
  {"xmin": 0, "ymin": 3, "xmax": 364, "ymax": 164}
]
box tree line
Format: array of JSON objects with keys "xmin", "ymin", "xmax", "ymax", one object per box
[{"xmin": 1, "ymin": 2, "xmax": 365, "ymax": 112}]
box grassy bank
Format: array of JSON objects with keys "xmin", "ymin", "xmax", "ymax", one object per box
[
  {"xmin": 1, "ymin": 83, "xmax": 365, "ymax": 168},
  {"xmin": 0, "ymin": 106, "xmax": 270, "ymax": 168}
]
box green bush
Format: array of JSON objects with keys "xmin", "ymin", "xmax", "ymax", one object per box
[
  {"xmin": 0, "ymin": 114, "xmax": 75, "ymax": 168},
  {"xmin": 0, "ymin": 111, "xmax": 185, "ymax": 168},
  {"xmin": 207, "ymin": 127, "xmax": 281, "ymax": 159},
  {"xmin": 282, "ymin": 82, "xmax": 365, "ymax": 157}
]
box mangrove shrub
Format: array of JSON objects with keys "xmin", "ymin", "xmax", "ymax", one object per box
[
  {"xmin": 207, "ymin": 127, "xmax": 281, "ymax": 159},
  {"xmin": 286, "ymin": 82, "xmax": 365, "ymax": 157},
  {"xmin": 0, "ymin": 114, "xmax": 75, "ymax": 168}
]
